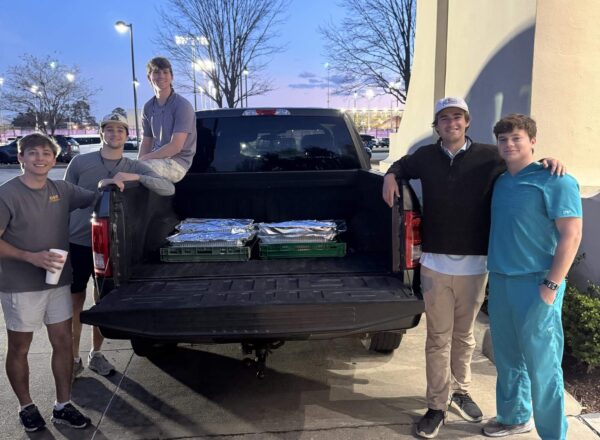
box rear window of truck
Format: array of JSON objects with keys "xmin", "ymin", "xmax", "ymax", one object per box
[{"xmin": 191, "ymin": 115, "xmax": 361, "ymax": 172}]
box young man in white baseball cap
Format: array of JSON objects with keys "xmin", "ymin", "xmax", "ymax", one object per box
[{"xmin": 65, "ymin": 112, "xmax": 174, "ymax": 379}]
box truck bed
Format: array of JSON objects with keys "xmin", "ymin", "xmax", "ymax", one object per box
[
  {"xmin": 130, "ymin": 253, "xmax": 389, "ymax": 280},
  {"xmin": 83, "ymin": 168, "xmax": 424, "ymax": 343}
]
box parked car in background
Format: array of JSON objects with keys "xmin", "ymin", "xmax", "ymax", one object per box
[
  {"xmin": 71, "ymin": 134, "xmax": 103, "ymax": 154},
  {"xmin": 51, "ymin": 135, "xmax": 80, "ymax": 162},
  {"xmin": 376, "ymin": 138, "xmax": 390, "ymax": 148},
  {"xmin": 359, "ymin": 134, "xmax": 375, "ymax": 147},
  {"xmin": 0, "ymin": 141, "xmax": 19, "ymax": 164},
  {"xmin": 124, "ymin": 136, "xmax": 139, "ymax": 151}
]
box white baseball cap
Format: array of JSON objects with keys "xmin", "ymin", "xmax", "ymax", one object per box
[
  {"xmin": 100, "ymin": 113, "xmax": 129, "ymax": 129},
  {"xmin": 434, "ymin": 97, "xmax": 469, "ymax": 116}
]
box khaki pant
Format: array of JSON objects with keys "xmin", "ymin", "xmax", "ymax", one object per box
[{"xmin": 421, "ymin": 265, "xmax": 487, "ymax": 410}]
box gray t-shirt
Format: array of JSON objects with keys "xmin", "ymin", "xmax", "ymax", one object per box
[
  {"xmin": 142, "ymin": 92, "xmax": 197, "ymax": 170},
  {"xmin": 65, "ymin": 150, "xmax": 175, "ymax": 246},
  {"xmin": 0, "ymin": 177, "xmax": 96, "ymax": 292}
]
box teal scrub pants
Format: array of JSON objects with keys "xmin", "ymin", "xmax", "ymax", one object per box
[{"xmin": 488, "ymin": 272, "xmax": 567, "ymax": 440}]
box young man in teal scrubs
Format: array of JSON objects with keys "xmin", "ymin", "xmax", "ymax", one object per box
[{"xmin": 484, "ymin": 114, "xmax": 582, "ymax": 439}]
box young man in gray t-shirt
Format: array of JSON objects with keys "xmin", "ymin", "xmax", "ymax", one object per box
[
  {"xmin": 0, "ymin": 134, "xmax": 94, "ymax": 432},
  {"xmin": 66, "ymin": 112, "xmax": 174, "ymax": 378},
  {"xmin": 139, "ymin": 56, "xmax": 197, "ymax": 182}
]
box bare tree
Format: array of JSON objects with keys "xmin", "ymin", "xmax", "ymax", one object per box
[
  {"xmin": 320, "ymin": 0, "xmax": 415, "ymax": 103},
  {"xmin": 1, "ymin": 55, "xmax": 98, "ymax": 135},
  {"xmin": 155, "ymin": 0, "xmax": 287, "ymax": 108}
]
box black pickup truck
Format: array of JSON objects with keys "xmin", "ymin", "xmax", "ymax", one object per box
[{"xmin": 81, "ymin": 108, "xmax": 423, "ymax": 374}]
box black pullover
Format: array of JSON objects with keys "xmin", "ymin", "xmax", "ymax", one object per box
[{"xmin": 386, "ymin": 139, "xmax": 506, "ymax": 255}]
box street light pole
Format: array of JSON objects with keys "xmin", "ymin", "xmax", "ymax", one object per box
[
  {"xmin": 366, "ymin": 88, "xmax": 374, "ymax": 131},
  {"xmin": 324, "ymin": 63, "xmax": 330, "ymax": 108},
  {"xmin": 0, "ymin": 77, "xmax": 4, "ymax": 142},
  {"xmin": 243, "ymin": 67, "xmax": 249, "ymax": 107},
  {"xmin": 115, "ymin": 21, "xmax": 140, "ymax": 143},
  {"xmin": 65, "ymin": 73, "xmax": 75, "ymax": 135}
]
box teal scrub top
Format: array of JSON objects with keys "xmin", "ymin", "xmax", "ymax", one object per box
[{"xmin": 487, "ymin": 162, "xmax": 582, "ymax": 275}]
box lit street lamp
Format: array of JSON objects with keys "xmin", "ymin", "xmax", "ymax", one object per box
[
  {"xmin": 175, "ymin": 35, "xmax": 209, "ymax": 111},
  {"xmin": 195, "ymin": 59, "xmax": 215, "ymax": 109},
  {"xmin": 115, "ymin": 20, "xmax": 140, "ymax": 143}
]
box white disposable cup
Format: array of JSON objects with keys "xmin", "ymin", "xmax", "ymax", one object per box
[{"xmin": 45, "ymin": 248, "xmax": 68, "ymax": 285}]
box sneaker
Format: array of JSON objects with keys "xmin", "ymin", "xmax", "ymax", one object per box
[
  {"xmin": 18, "ymin": 404, "xmax": 46, "ymax": 432},
  {"xmin": 483, "ymin": 418, "xmax": 534, "ymax": 437},
  {"xmin": 449, "ymin": 392, "xmax": 483, "ymax": 422},
  {"xmin": 73, "ymin": 358, "xmax": 84, "ymax": 379},
  {"xmin": 51, "ymin": 403, "xmax": 91, "ymax": 429},
  {"xmin": 416, "ymin": 409, "xmax": 447, "ymax": 438},
  {"xmin": 88, "ymin": 352, "xmax": 115, "ymax": 376}
]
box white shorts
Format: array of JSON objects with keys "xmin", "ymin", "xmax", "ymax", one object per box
[
  {"xmin": 143, "ymin": 158, "xmax": 187, "ymax": 183},
  {"xmin": 1, "ymin": 285, "xmax": 73, "ymax": 332}
]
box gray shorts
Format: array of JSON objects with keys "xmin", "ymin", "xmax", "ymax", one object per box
[{"xmin": 1, "ymin": 285, "xmax": 72, "ymax": 332}]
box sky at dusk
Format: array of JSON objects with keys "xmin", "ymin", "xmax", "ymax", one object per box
[{"xmin": 0, "ymin": 0, "xmax": 396, "ymax": 120}]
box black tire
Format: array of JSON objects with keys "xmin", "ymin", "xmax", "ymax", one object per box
[
  {"xmin": 361, "ymin": 331, "xmax": 404, "ymax": 354},
  {"xmin": 131, "ymin": 338, "xmax": 177, "ymax": 358},
  {"xmin": 0, "ymin": 152, "xmax": 9, "ymax": 164}
]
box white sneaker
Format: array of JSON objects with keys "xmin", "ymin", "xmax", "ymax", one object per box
[
  {"xmin": 483, "ymin": 418, "xmax": 534, "ymax": 437},
  {"xmin": 87, "ymin": 352, "xmax": 115, "ymax": 376}
]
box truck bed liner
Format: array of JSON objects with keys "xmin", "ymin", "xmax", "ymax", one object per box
[
  {"xmin": 82, "ymin": 272, "xmax": 422, "ymax": 342},
  {"xmin": 131, "ymin": 253, "xmax": 389, "ymax": 280}
]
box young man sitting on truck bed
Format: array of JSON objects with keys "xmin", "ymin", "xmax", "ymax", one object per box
[
  {"xmin": 65, "ymin": 112, "xmax": 175, "ymax": 379},
  {"xmin": 138, "ymin": 56, "xmax": 197, "ymax": 182},
  {"xmin": 382, "ymin": 97, "xmax": 565, "ymax": 439},
  {"xmin": 0, "ymin": 134, "xmax": 96, "ymax": 432}
]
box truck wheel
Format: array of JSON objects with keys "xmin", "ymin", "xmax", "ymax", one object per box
[
  {"xmin": 361, "ymin": 331, "xmax": 404, "ymax": 354},
  {"xmin": 131, "ymin": 338, "xmax": 177, "ymax": 358}
]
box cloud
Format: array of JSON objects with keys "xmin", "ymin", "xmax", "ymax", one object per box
[
  {"xmin": 287, "ymin": 71, "xmax": 352, "ymax": 90},
  {"xmin": 288, "ymin": 83, "xmax": 325, "ymax": 89}
]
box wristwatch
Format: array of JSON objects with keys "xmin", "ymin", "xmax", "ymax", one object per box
[{"xmin": 541, "ymin": 278, "xmax": 559, "ymax": 290}]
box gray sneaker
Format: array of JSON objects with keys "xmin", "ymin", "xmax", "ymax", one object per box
[
  {"xmin": 73, "ymin": 358, "xmax": 84, "ymax": 380},
  {"xmin": 449, "ymin": 392, "xmax": 483, "ymax": 422},
  {"xmin": 483, "ymin": 418, "xmax": 534, "ymax": 437},
  {"xmin": 87, "ymin": 352, "xmax": 115, "ymax": 376}
]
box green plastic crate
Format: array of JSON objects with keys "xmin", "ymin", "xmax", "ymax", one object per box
[
  {"xmin": 259, "ymin": 242, "xmax": 346, "ymax": 259},
  {"xmin": 160, "ymin": 245, "xmax": 251, "ymax": 262}
]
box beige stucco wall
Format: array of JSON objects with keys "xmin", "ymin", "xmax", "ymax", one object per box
[
  {"xmin": 530, "ymin": 1, "xmax": 600, "ymax": 188},
  {"xmin": 382, "ymin": 0, "xmax": 537, "ymax": 173}
]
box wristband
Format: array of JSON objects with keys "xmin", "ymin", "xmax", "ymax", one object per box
[{"xmin": 541, "ymin": 278, "xmax": 559, "ymax": 291}]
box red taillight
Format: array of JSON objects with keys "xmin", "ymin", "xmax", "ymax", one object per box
[
  {"xmin": 404, "ymin": 211, "xmax": 422, "ymax": 269},
  {"xmin": 92, "ymin": 217, "xmax": 111, "ymax": 277},
  {"xmin": 242, "ymin": 109, "xmax": 291, "ymax": 116}
]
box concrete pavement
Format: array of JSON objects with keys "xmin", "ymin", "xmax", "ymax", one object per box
[{"xmin": 0, "ymin": 286, "xmax": 598, "ymax": 439}]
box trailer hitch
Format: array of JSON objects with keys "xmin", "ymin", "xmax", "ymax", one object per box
[{"xmin": 241, "ymin": 341, "xmax": 285, "ymax": 379}]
